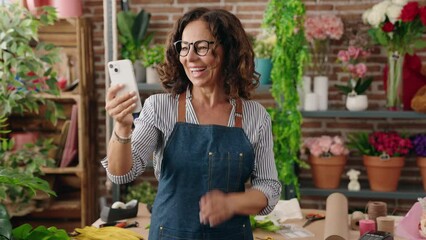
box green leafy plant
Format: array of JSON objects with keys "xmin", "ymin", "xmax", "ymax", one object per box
[
  {"xmin": 334, "ymin": 77, "xmax": 373, "ymax": 95},
  {"xmin": 264, "ymin": 0, "xmax": 309, "ymax": 198},
  {"xmin": 117, "ymin": 9, "xmax": 154, "ymax": 63},
  {"xmin": 12, "ymin": 224, "xmax": 69, "ymax": 240},
  {"xmin": 249, "ymin": 215, "xmax": 281, "ymax": 232},
  {"xmin": 141, "ymin": 44, "xmax": 165, "ymax": 67},
  {"xmin": 124, "ymin": 181, "xmax": 157, "ymax": 210},
  {"xmin": 253, "ymin": 31, "xmax": 276, "ymax": 59}
]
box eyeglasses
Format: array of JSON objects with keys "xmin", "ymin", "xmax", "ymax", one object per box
[{"xmin": 173, "ymin": 40, "xmax": 215, "ymax": 57}]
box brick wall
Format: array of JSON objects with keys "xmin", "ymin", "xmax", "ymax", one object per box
[{"xmin": 81, "ymin": 0, "xmax": 426, "ymax": 213}]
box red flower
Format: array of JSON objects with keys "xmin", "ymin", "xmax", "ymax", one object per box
[
  {"xmin": 420, "ymin": 6, "xmax": 426, "ymax": 26},
  {"xmin": 382, "ymin": 22, "xmax": 395, "ymax": 32},
  {"xmin": 400, "ymin": 2, "xmax": 420, "ymax": 22}
]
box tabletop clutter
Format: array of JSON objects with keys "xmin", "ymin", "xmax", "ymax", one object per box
[{"xmin": 92, "ymin": 194, "xmax": 426, "ymax": 240}]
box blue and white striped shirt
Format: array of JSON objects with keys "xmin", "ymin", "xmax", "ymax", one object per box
[{"xmin": 102, "ymin": 90, "xmax": 282, "ymax": 215}]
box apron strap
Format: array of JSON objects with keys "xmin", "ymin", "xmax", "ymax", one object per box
[
  {"xmin": 177, "ymin": 91, "xmax": 243, "ymax": 128},
  {"xmin": 178, "ymin": 92, "xmax": 186, "ymax": 122},
  {"xmin": 235, "ymin": 98, "xmax": 242, "ymax": 128}
]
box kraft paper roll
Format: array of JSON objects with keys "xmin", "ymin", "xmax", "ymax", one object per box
[
  {"xmin": 324, "ymin": 193, "xmax": 349, "ymax": 240},
  {"xmin": 350, "ymin": 211, "xmax": 365, "ymax": 230},
  {"xmin": 377, "ymin": 216, "xmax": 394, "ymax": 234},
  {"xmin": 367, "ymin": 201, "xmax": 387, "ymax": 223},
  {"xmin": 359, "ymin": 219, "xmax": 376, "ymax": 236}
]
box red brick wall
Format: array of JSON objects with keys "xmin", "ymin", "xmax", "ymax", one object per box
[{"xmin": 81, "ymin": 0, "xmax": 426, "ymax": 212}]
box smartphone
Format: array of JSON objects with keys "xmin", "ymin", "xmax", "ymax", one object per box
[{"xmin": 107, "ymin": 59, "xmax": 142, "ymax": 113}]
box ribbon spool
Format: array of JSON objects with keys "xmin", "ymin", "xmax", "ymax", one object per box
[
  {"xmin": 376, "ymin": 216, "xmax": 394, "ymax": 234},
  {"xmin": 367, "ymin": 201, "xmax": 387, "ymax": 223},
  {"xmin": 350, "ymin": 211, "xmax": 365, "ymax": 230},
  {"xmin": 359, "ymin": 219, "xmax": 376, "ymax": 236}
]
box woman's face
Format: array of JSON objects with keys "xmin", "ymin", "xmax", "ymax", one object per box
[{"xmin": 179, "ymin": 20, "xmax": 224, "ymax": 89}]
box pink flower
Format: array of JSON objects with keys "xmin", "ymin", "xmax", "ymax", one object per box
[
  {"xmin": 355, "ymin": 63, "xmax": 367, "ymax": 78},
  {"xmin": 337, "ymin": 50, "xmax": 350, "ymax": 62},
  {"xmin": 304, "ymin": 15, "xmax": 344, "ymax": 42},
  {"xmin": 303, "ymin": 135, "xmax": 349, "ymax": 157}
]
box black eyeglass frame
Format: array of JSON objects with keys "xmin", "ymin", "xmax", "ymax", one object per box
[{"xmin": 173, "ymin": 40, "xmax": 215, "ymax": 57}]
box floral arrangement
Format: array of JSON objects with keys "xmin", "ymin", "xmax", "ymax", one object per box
[
  {"xmin": 362, "ymin": 0, "xmax": 426, "ymax": 55},
  {"xmin": 410, "ymin": 133, "xmax": 426, "ymax": 157},
  {"xmin": 335, "ymin": 46, "xmax": 373, "ymax": 95},
  {"xmin": 304, "ymin": 15, "xmax": 344, "ymax": 76},
  {"xmin": 302, "ymin": 135, "xmax": 349, "ymax": 157},
  {"xmin": 348, "ymin": 131, "xmax": 413, "ymax": 157},
  {"xmin": 253, "ymin": 30, "xmax": 276, "ymax": 59}
]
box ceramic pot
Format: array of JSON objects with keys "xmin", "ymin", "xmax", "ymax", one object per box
[
  {"xmin": 146, "ymin": 66, "xmax": 160, "ymax": 84},
  {"xmin": 309, "ymin": 154, "xmax": 347, "ymax": 189},
  {"xmin": 26, "ymin": 0, "xmax": 51, "ymax": 16},
  {"xmin": 417, "ymin": 157, "xmax": 426, "ymax": 191},
  {"xmin": 363, "ymin": 155, "xmax": 405, "ymax": 192},
  {"xmin": 346, "ymin": 94, "xmax": 368, "ymax": 111},
  {"xmin": 51, "ymin": 0, "xmax": 82, "ymax": 18},
  {"xmin": 254, "ymin": 58, "xmax": 272, "ymax": 85},
  {"xmin": 133, "ymin": 60, "xmax": 146, "ymax": 83}
]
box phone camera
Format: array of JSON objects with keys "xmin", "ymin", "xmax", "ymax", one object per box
[
  {"xmin": 114, "ymin": 68, "xmax": 119, "ymax": 73},
  {"xmin": 109, "ymin": 64, "xmax": 113, "ymax": 69}
]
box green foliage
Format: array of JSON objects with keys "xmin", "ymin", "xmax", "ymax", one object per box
[
  {"xmin": 141, "ymin": 44, "xmax": 165, "ymax": 67},
  {"xmin": 334, "ymin": 77, "xmax": 373, "ymax": 95},
  {"xmin": 264, "ymin": 0, "xmax": 309, "ymax": 198},
  {"xmin": 253, "ymin": 31, "xmax": 276, "ymax": 59},
  {"xmin": 0, "ymin": 204, "xmax": 12, "ymax": 240},
  {"xmin": 0, "ymin": 4, "xmax": 61, "ymax": 122},
  {"xmin": 12, "ymin": 224, "xmax": 69, "ymax": 240},
  {"xmin": 117, "ymin": 9, "xmax": 154, "ymax": 62},
  {"xmin": 124, "ymin": 181, "xmax": 157, "ymax": 207},
  {"xmin": 249, "ymin": 215, "xmax": 281, "ymax": 232},
  {"xmin": 347, "ymin": 132, "xmax": 375, "ymax": 156}
]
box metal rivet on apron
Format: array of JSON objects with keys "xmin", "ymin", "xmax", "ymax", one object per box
[
  {"xmin": 239, "ymin": 153, "xmax": 243, "ymax": 157},
  {"xmin": 243, "ymin": 224, "xmax": 245, "ymax": 228},
  {"xmin": 160, "ymin": 226, "xmax": 163, "ymax": 230},
  {"xmin": 209, "ymin": 152, "xmax": 213, "ymax": 156}
]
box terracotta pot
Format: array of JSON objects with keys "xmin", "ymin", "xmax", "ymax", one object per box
[
  {"xmin": 26, "ymin": 0, "xmax": 51, "ymax": 16},
  {"xmin": 51, "ymin": 0, "xmax": 82, "ymax": 18},
  {"xmin": 309, "ymin": 154, "xmax": 347, "ymax": 189},
  {"xmin": 417, "ymin": 157, "xmax": 426, "ymax": 191},
  {"xmin": 363, "ymin": 155, "xmax": 405, "ymax": 192}
]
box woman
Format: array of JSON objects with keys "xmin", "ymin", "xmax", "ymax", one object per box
[{"xmin": 103, "ymin": 7, "xmax": 281, "ymax": 239}]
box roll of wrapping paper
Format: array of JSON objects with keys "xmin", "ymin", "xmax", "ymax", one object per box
[
  {"xmin": 324, "ymin": 193, "xmax": 349, "ymax": 240},
  {"xmin": 367, "ymin": 201, "xmax": 387, "ymax": 223},
  {"xmin": 377, "ymin": 216, "xmax": 394, "ymax": 234},
  {"xmin": 350, "ymin": 211, "xmax": 365, "ymax": 230},
  {"xmin": 359, "ymin": 219, "xmax": 376, "ymax": 236}
]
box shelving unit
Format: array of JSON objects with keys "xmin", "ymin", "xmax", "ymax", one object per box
[
  {"xmin": 10, "ymin": 18, "xmax": 96, "ymax": 230},
  {"xmin": 301, "ymin": 110, "xmax": 426, "ymax": 119}
]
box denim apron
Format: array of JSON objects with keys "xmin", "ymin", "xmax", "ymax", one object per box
[{"xmin": 148, "ymin": 93, "xmax": 255, "ymax": 240}]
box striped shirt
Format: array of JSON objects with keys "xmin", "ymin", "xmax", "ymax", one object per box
[{"xmin": 101, "ymin": 90, "xmax": 282, "ymax": 215}]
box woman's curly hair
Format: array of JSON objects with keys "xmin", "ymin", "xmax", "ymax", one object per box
[{"xmin": 157, "ymin": 7, "xmax": 259, "ymax": 100}]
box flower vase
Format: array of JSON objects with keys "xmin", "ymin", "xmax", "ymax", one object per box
[
  {"xmin": 308, "ymin": 154, "xmax": 347, "ymax": 189},
  {"xmin": 311, "ymin": 39, "xmax": 330, "ymax": 77},
  {"xmin": 386, "ymin": 51, "xmax": 404, "ymax": 110}
]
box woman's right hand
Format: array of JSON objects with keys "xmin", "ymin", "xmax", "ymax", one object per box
[{"xmin": 105, "ymin": 84, "xmax": 138, "ymax": 129}]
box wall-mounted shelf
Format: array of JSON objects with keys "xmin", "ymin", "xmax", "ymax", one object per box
[{"xmin": 301, "ymin": 110, "xmax": 426, "ymax": 119}]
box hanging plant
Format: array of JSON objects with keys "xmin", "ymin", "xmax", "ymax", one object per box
[{"xmin": 263, "ymin": 0, "xmax": 309, "ymax": 198}]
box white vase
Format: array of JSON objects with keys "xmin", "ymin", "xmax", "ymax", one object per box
[
  {"xmin": 346, "ymin": 94, "xmax": 368, "ymax": 111},
  {"xmin": 146, "ymin": 66, "xmax": 160, "ymax": 84}
]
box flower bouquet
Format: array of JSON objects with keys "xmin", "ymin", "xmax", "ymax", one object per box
[
  {"xmin": 302, "ymin": 135, "xmax": 349, "ymax": 189},
  {"xmin": 304, "ymin": 15, "xmax": 344, "ymax": 76},
  {"xmin": 348, "ymin": 131, "xmax": 412, "ymax": 191},
  {"xmin": 362, "ymin": 0, "xmax": 426, "ymax": 109}
]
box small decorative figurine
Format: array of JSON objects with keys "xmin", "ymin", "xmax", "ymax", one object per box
[{"xmin": 347, "ymin": 169, "xmax": 361, "ymax": 191}]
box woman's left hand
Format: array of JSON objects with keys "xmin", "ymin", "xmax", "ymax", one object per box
[{"xmin": 199, "ymin": 190, "xmax": 234, "ymax": 227}]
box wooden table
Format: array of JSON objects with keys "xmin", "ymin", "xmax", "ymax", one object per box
[{"xmin": 93, "ymin": 204, "xmax": 406, "ymax": 240}]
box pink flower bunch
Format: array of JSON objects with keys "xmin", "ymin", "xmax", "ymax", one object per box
[
  {"xmin": 337, "ymin": 46, "xmax": 370, "ymax": 79},
  {"xmin": 304, "ymin": 15, "xmax": 344, "ymax": 42},
  {"xmin": 303, "ymin": 135, "xmax": 350, "ymax": 157},
  {"xmin": 369, "ymin": 131, "xmax": 413, "ymax": 157}
]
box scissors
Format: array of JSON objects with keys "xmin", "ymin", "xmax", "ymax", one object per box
[{"xmin": 302, "ymin": 213, "xmax": 325, "ymax": 227}]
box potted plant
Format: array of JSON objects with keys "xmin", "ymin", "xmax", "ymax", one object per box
[
  {"xmin": 348, "ymin": 131, "xmax": 413, "ymax": 191},
  {"xmin": 302, "ymin": 135, "xmax": 349, "ymax": 189},
  {"xmin": 335, "ymin": 46, "xmax": 373, "ymax": 111},
  {"xmin": 263, "ymin": 0, "xmax": 309, "ymax": 199},
  {"xmin": 117, "ymin": 8, "xmax": 154, "ymax": 83},
  {"xmin": 0, "ymin": 3, "xmax": 62, "ymax": 216},
  {"xmin": 141, "ymin": 44, "xmax": 165, "ymax": 84},
  {"xmin": 123, "ymin": 181, "xmax": 157, "ymax": 213},
  {"xmin": 253, "ymin": 30, "xmax": 276, "ymax": 85},
  {"xmin": 410, "ymin": 134, "xmax": 426, "ymax": 191}
]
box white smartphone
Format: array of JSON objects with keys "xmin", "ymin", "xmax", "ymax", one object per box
[{"xmin": 107, "ymin": 59, "xmax": 142, "ymax": 113}]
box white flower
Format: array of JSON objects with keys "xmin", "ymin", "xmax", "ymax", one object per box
[
  {"xmin": 386, "ymin": 4, "xmax": 403, "ymax": 24},
  {"xmin": 367, "ymin": 0, "xmax": 391, "ymax": 27},
  {"xmin": 391, "ymin": 0, "xmax": 407, "ymax": 6},
  {"xmin": 362, "ymin": 9, "xmax": 371, "ymax": 24}
]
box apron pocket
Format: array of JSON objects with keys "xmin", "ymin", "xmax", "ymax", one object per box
[{"xmin": 208, "ymin": 152, "xmax": 245, "ymax": 192}]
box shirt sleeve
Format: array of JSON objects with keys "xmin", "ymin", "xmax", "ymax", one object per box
[
  {"xmin": 101, "ymin": 96, "xmax": 160, "ymax": 184},
  {"xmin": 249, "ymin": 108, "xmax": 282, "ymax": 215}
]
